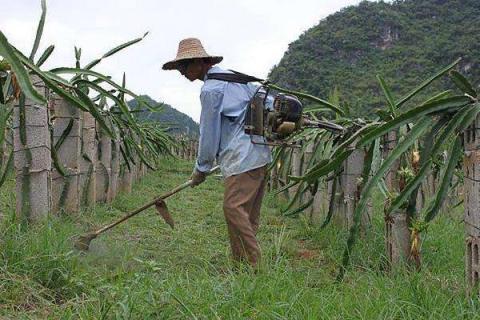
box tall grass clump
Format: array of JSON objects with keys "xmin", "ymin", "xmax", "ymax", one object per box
[{"xmin": 0, "ymin": 215, "xmax": 87, "ymax": 307}]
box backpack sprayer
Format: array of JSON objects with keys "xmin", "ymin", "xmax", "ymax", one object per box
[{"xmin": 206, "ymin": 70, "xmax": 345, "ymax": 147}]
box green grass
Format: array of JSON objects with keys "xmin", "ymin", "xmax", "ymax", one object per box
[{"xmin": 0, "ymin": 158, "xmax": 479, "ymax": 319}]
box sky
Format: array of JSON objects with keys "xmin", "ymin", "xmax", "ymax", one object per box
[{"xmin": 1, "ymin": 0, "xmax": 363, "ymax": 122}]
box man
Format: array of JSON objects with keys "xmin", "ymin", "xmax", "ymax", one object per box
[{"xmin": 162, "ymin": 38, "xmax": 271, "ymax": 267}]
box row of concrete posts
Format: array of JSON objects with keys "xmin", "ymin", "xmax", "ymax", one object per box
[
  {"xmin": 269, "ymin": 142, "xmax": 369, "ymax": 228},
  {"xmin": 268, "ymin": 125, "xmax": 478, "ymax": 293},
  {"xmin": 171, "ymin": 138, "xmax": 198, "ymax": 161},
  {"xmin": 13, "ymin": 76, "xmax": 147, "ymax": 223}
]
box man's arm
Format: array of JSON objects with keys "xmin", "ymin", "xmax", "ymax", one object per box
[{"xmin": 195, "ymin": 89, "xmax": 223, "ymax": 174}]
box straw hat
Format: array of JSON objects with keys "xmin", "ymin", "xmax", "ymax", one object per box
[{"xmin": 162, "ymin": 38, "xmax": 223, "ymax": 70}]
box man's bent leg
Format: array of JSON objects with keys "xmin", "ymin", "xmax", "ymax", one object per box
[
  {"xmin": 248, "ymin": 166, "xmax": 267, "ymax": 234},
  {"xmin": 223, "ymin": 168, "xmax": 265, "ymax": 266},
  {"xmin": 225, "ymin": 219, "xmax": 244, "ymax": 262}
]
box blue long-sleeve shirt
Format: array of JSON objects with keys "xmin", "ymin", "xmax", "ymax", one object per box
[{"xmin": 195, "ymin": 66, "xmax": 272, "ymax": 177}]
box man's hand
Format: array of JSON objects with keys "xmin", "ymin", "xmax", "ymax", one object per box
[{"xmin": 190, "ymin": 169, "xmax": 206, "ymax": 187}]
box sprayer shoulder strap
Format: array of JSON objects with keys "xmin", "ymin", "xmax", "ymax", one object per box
[{"xmin": 206, "ymin": 70, "xmax": 264, "ymax": 84}]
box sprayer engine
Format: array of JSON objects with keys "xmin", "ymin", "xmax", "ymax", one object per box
[
  {"xmin": 245, "ymin": 90, "xmax": 344, "ymax": 147},
  {"xmin": 245, "ymin": 92, "xmax": 303, "ymax": 142},
  {"xmin": 268, "ymin": 93, "xmax": 304, "ymax": 138}
]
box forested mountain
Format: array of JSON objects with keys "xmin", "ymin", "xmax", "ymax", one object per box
[
  {"xmin": 268, "ymin": 0, "xmax": 480, "ymax": 116},
  {"xmin": 128, "ymin": 95, "xmax": 199, "ymax": 136}
]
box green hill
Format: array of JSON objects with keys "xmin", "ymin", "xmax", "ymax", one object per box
[
  {"xmin": 268, "ymin": 0, "xmax": 480, "ymax": 116},
  {"xmin": 128, "ymin": 95, "xmax": 199, "ymax": 136}
]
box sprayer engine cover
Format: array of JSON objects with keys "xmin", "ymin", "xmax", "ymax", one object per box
[{"xmin": 273, "ymin": 93, "xmax": 303, "ymax": 123}]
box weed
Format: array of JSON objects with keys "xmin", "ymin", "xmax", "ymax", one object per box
[{"xmin": 0, "ymin": 158, "xmax": 477, "ymax": 319}]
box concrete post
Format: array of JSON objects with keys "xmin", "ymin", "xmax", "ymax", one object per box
[
  {"xmin": 13, "ymin": 75, "xmax": 51, "ymax": 223},
  {"xmin": 384, "ymin": 130, "xmax": 412, "ymax": 268},
  {"xmin": 184, "ymin": 139, "xmax": 189, "ymax": 161},
  {"xmin": 119, "ymin": 161, "xmax": 133, "ymax": 194},
  {"xmin": 189, "ymin": 139, "xmax": 194, "ymax": 161},
  {"xmin": 269, "ymin": 160, "xmax": 279, "ymax": 192},
  {"xmin": 130, "ymin": 136, "xmax": 139, "ymax": 183},
  {"xmin": 118, "ymin": 134, "xmax": 132, "ymax": 194},
  {"xmin": 464, "ymin": 119, "xmax": 480, "ymax": 293},
  {"xmin": 384, "ymin": 131, "xmax": 400, "ymax": 191},
  {"xmin": 190, "ymin": 140, "xmax": 196, "ymax": 161},
  {"xmin": 50, "ymin": 94, "xmax": 81, "ymax": 214},
  {"xmin": 184, "ymin": 139, "xmax": 189, "ymax": 160},
  {"xmin": 302, "ymin": 143, "xmax": 318, "ymax": 224},
  {"xmin": 137, "ymin": 135, "xmax": 143, "ymax": 182},
  {"xmin": 95, "ymin": 124, "xmax": 112, "ymax": 203},
  {"xmin": 179, "ymin": 139, "xmax": 184, "ymax": 159},
  {"xmin": 110, "ymin": 132, "xmax": 120, "ymax": 200},
  {"xmin": 338, "ymin": 145, "xmax": 365, "ymax": 229},
  {"xmin": 79, "ymin": 112, "xmax": 96, "ymax": 207},
  {"xmin": 311, "ymin": 180, "xmax": 328, "ymax": 223},
  {"xmin": 385, "ymin": 211, "xmax": 411, "ymax": 267},
  {"xmin": 289, "ymin": 148, "xmax": 302, "ymax": 201},
  {"xmin": 139, "ymin": 161, "xmax": 145, "ymax": 179},
  {"xmin": 136, "ymin": 136, "xmax": 145, "ymax": 181},
  {"xmin": 135, "ymin": 157, "xmax": 141, "ymax": 182},
  {"xmin": 2, "ymin": 127, "xmax": 12, "ymax": 169}
]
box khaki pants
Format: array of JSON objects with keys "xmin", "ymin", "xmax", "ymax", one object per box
[{"xmin": 223, "ymin": 166, "xmax": 267, "ymax": 266}]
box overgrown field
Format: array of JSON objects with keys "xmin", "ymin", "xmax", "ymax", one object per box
[{"xmin": 0, "ymin": 158, "xmax": 478, "ymax": 319}]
